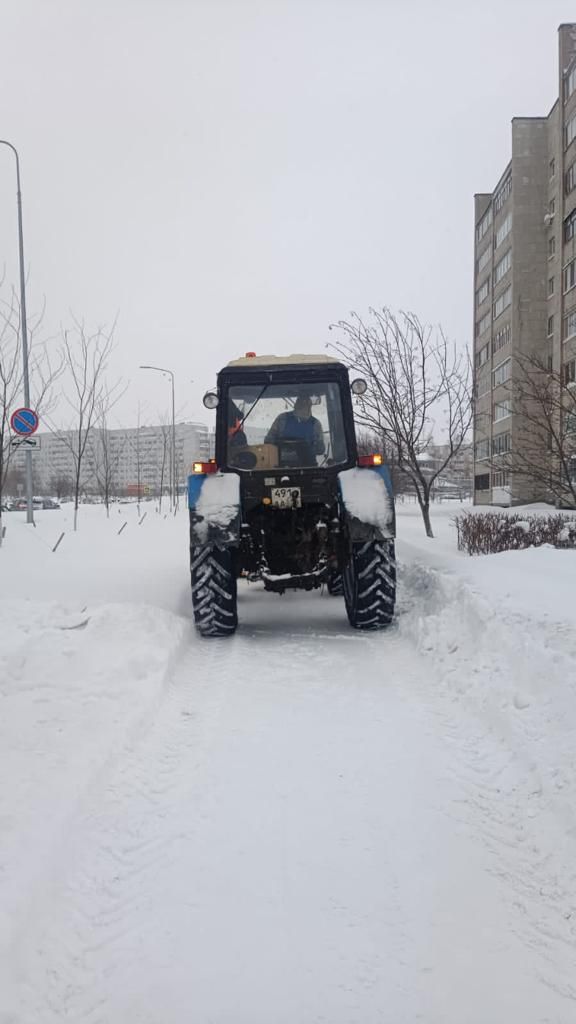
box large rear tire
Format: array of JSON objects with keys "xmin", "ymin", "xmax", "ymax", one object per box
[
  {"xmin": 190, "ymin": 544, "xmax": 238, "ymax": 637},
  {"xmin": 343, "ymin": 539, "xmax": 396, "ymax": 630},
  {"xmin": 326, "ymin": 570, "xmax": 343, "ymax": 596}
]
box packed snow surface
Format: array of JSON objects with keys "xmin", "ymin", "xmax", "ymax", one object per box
[
  {"xmin": 338, "ymin": 467, "xmax": 393, "ymax": 531},
  {"xmin": 1, "ymin": 499, "xmax": 576, "ymax": 1022}
]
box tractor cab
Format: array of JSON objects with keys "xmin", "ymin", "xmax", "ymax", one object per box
[{"xmin": 211, "ymin": 354, "xmax": 358, "ymax": 476}]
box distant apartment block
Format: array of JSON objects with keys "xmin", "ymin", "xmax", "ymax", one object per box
[
  {"xmin": 473, "ymin": 23, "xmax": 576, "ymax": 505},
  {"xmin": 9, "ymin": 421, "xmax": 210, "ymax": 497}
]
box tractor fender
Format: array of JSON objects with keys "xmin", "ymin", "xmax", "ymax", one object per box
[
  {"xmin": 337, "ymin": 466, "xmax": 396, "ymax": 541},
  {"xmin": 188, "ymin": 471, "xmax": 241, "ymax": 546}
]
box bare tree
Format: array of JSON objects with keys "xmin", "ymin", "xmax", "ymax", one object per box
[
  {"xmin": 49, "ymin": 474, "xmax": 74, "ymax": 501},
  {"xmin": 157, "ymin": 417, "xmax": 171, "ymax": 513},
  {"xmin": 49, "ymin": 317, "xmax": 122, "ymax": 530},
  {"xmin": 0, "ymin": 284, "xmax": 62, "ymax": 543},
  {"xmin": 493, "ymin": 353, "xmax": 576, "ymax": 507},
  {"xmin": 3, "ymin": 465, "xmax": 25, "ymax": 498},
  {"xmin": 330, "ymin": 307, "xmax": 472, "ymax": 537},
  {"xmin": 124, "ymin": 402, "xmax": 145, "ymax": 513},
  {"xmin": 355, "ymin": 428, "xmax": 381, "ymax": 458},
  {"xmin": 88, "ymin": 398, "xmax": 122, "ymax": 516}
]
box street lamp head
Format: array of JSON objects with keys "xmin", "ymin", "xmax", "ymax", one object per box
[{"xmin": 139, "ymin": 364, "xmax": 173, "ymax": 378}]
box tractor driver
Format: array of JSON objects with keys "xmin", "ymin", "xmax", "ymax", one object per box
[{"xmin": 265, "ymin": 395, "xmax": 325, "ymax": 462}]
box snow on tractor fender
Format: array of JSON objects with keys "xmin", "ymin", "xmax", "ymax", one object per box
[
  {"xmin": 188, "ymin": 471, "xmax": 241, "ymax": 546},
  {"xmin": 337, "ymin": 466, "xmax": 395, "ymax": 541}
]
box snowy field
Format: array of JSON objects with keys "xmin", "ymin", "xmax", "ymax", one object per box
[{"xmin": 1, "ymin": 499, "xmax": 576, "ymax": 1023}]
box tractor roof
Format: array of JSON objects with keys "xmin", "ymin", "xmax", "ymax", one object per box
[{"xmin": 226, "ymin": 354, "xmax": 342, "ymax": 368}]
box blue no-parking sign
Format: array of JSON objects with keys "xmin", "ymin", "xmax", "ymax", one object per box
[{"xmin": 10, "ymin": 407, "xmax": 39, "ymax": 436}]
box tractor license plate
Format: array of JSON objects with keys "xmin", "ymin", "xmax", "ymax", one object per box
[{"xmin": 270, "ymin": 486, "xmax": 302, "ymax": 508}]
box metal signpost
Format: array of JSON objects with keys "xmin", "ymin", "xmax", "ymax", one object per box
[{"xmin": 1, "ymin": 140, "xmax": 35, "ymax": 524}]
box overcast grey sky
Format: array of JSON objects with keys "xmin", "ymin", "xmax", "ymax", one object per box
[{"xmin": 1, "ymin": 0, "xmax": 574, "ymax": 427}]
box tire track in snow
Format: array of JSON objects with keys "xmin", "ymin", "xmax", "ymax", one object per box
[
  {"xmin": 0, "ymin": 604, "xmax": 188, "ymax": 1014},
  {"xmin": 13, "ymin": 616, "xmax": 430, "ymax": 1024},
  {"xmin": 8, "ymin": 582, "xmax": 576, "ymax": 1023},
  {"xmin": 397, "ymin": 560, "xmax": 576, "ymax": 1005},
  {"xmin": 14, "ymin": 640, "xmax": 235, "ymax": 1024}
]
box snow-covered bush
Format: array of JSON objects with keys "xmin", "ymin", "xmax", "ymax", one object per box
[{"xmin": 454, "ymin": 511, "xmax": 576, "ymax": 555}]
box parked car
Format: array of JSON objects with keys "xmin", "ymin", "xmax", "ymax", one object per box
[{"xmin": 6, "ymin": 497, "xmax": 61, "ymax": 511}]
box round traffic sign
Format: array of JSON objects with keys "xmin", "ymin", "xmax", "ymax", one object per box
[{"xmin": 10, "ymin": 407, "xmax": 39, "ymax": 436}]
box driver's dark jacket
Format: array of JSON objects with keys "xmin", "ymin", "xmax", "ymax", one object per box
[{"xmin": 264, "ymin": 412, "xmax": 325, "ymax": 454}]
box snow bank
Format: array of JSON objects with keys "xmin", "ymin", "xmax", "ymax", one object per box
[
  {"xmin": 396, "ymin": 542, "xmax": 576, "ymax": 1002},
  {"xmin": 0, "ymin": 597, "xmax": 187, "ymax": 1003},
  {"xmin": 0, "ymin": 501, "xmax": 190, "ymax": 614},
  {"xmin": 338, "ymin": 468, "xmax": 393, "ymax": 531}
]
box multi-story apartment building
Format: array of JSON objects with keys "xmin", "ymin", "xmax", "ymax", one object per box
[
  {"xmin": 473, "ymin": 23, "xmax": 576, "ymax": 506},
  {"xmin": 9, "ymin": 421, "xmax": 210, "ymax": 497}
]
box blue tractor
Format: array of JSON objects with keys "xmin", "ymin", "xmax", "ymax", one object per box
[{"xmin": 188, "ymin": 354, "xmax": 395, "ymax": 636}]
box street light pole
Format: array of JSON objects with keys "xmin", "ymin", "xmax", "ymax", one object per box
[
  {"xmin": 0, "ymin": 140, "xmax": 34, "ymax": 524},
  {"xmin": 139, "ymin": 365, "xmax": 177, "ymax": 509}
]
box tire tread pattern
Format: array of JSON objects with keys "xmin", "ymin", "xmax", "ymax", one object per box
[
  {"xmin": 191, "ymin": 544, "xmax": 238, "ymax": 637},
  {"xmin": 343, "ymin": 540, "xmax": 396, "ymax": 630}
]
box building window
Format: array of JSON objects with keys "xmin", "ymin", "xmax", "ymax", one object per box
[
  {"xmin": 564, "ymin": 359, "xmax": 576, "ymax": 384},
  {"xmin": 493, "ymin": 249, "xmax": 511, "ymax": 284},
  {"xmin": 493, "ymin": 176, "xmax": 512, "ymax": 213},
  {"xmin": 493, "ymin": 285, "xmax": 512, "ymax": 320},
  {"xmin": 566, "ymin": 162, "xmax": 576, "ymax": 195},
  {"xmin": 548, "ymin": 276, "xmax": 555, "ymax": 296},
  {"xmin": 550, "ymin": 157, "xmax": 556, "ymax": 178},
  {"xmin": 475, "ymin": 342, "xmax": 490, "ymax": 367},
  {"xmin": 476, "ymin": 208, "xmax": 492, "ymax": 242},
  {"xmin": 549, "ymin": 235, "xmax": 556, "ymax": 256},
  {"xmin": 563, "ymin": 308, "xmax": 576, "ymax": 342},
  {"xmin": 475, "ymin": 439, "xmax": 490, "ymax": 460},
  {"xmin": 476, "ymin": 312, "xmax": 491, "ymax": 339},
  {"xmin": 494, "ymin": 213, "xmax": 512, "ymax": 249},
  {"xmin": 493, "ymin": 323, "xmax": 511, "ymax": 354},
  {"xmin": 566, "ymin": 111, "xmax": 576, "ymax": 150},
  {"xmin": 474, "ymin": 473, "xmax": 490, "ymax": 491},
  {"xmin": 492, "ymin": 432, "xmax": 511, "ymax": 455},
  {"xmin": 492, "ymin": 470, "xmax": 510, "ymax": 488},
  {"xmin": 564, "ymin": 209, "xmax": 576, "ymax": 241},
  {"xmin": 477, "ymin": 246, "xmax": 491, "ymax": 273},
  {"xmin": 476, "ymin": 279, "xmax": 490, "ymax": 306},
  {"xmin": 563, "ymin": 259, "xmax": 576, "ymax": 293},
  {"xmin": 491, "ymin": 356, "xmax": 508, "ymax": 387},
  {"xmin": 493, "ymin": 358, "xmax": 511, "ymax": 388},
  {"xmin": 564, "ymin": 64, "xmax": 576, "ymax": 103},
  {"xmin": 494, "ymin": 399, "xmax": 512, "ymax": 422},
  {"xmin": 548, "ymin": 314, "xmax": 555, "ymax": 336}
]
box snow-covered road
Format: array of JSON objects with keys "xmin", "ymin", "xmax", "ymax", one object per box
[{"xmin": 2, "ymin": 503, "xmax": 576, "ymax": 1022}]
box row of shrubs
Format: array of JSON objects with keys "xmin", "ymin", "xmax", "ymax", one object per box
[{"xmin": 453, "ymin": 511, "xmax": 576, "ymax": 555}]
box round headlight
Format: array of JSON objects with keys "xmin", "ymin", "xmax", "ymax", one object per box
[
  {"xmin": 351, "ymin": 378, "xmax": 368, "ymax": 396},
  {"xmin": 203, "ymin": 391, "xmax": 219, "ymax": 409}
]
